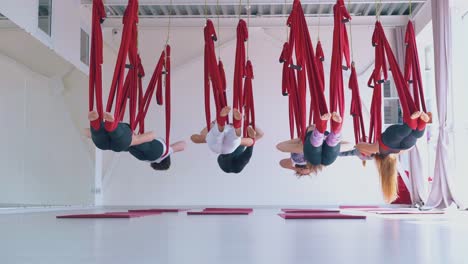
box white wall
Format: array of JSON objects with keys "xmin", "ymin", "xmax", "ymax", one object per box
[
  {"xmin": 0, "ymin": 0, "xmax": 91, "ymax": 74},
  {"xmin": 102, "ymin": 24, "xmax": 398, "ymax": 206},
  {"xmin": 0, "ymin": 52, "xmax": 94, "ymax": 205}
]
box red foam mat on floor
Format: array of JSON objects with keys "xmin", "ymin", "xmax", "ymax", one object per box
[
  {"xmin": 187, "ymin": 210, "xmax": 251, "ymax": 215},
  {"xmin": 371, "ymin": 210, "xmax": 445, "ymax": 215},
  {"xmin": 339, "ymin": 205, "xmax": 380, "ymax": 209},
  {"xmin": 281, "ymin": 209, "xmax": 340, "ymax": 213},
  {"xmin": 56, "ymin": 212, "xmax": 161, "ymax": 219},
  {"xmin": 279, "ymin": 213, "xmax": 366, "ymax": 219},
  {"xmin": 128, "ymin": 209, "xmax": 182, "ymax": 213},
  {"xmin": 203, "ymin": 208, "xmax": 253, "ymax": 212}
]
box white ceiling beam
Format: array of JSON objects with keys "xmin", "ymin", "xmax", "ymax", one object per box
[
  {"xmin": 82, "ymin": 0, "xmax": 426, "ymax": 5},
  {"xmin": 102, "ymin": 14, "xmax": 408, "ymax": 28}
]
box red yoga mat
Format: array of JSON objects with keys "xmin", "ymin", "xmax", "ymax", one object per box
[
  {"xmin": 128, "ymin": 209, "xmax": 182, "ymax": 213},
  {"xmin": 281, "ymin": 209, "xmax": 340, "ymax": 213},
  {"xmin": 371, "ymin": 210, "xmax": 445, "ymax": 215},
  {"xmin": 279, "ymin": 213, "xmax": 366, "ymax": 220},
  {"xmin": 339, "ymin": 205, "xmax": 381, "ymax": 209},
  {"xmin": 56, "ymin": 211, "xmax": 161, "ymax": 219},
  {"xmin": 187, "ymin": 210, "xmax": 251, "ymax": 215},
  {"xmin": 203, "ymin": 208, "xmax": 253, "ymax": 212}
]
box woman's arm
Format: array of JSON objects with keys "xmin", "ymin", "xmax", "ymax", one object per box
[
  {"xmin": 131, "ymin": 131, "xmax": 156, "ymax": 146},
  {"xmin": 171, "ymin": 140, "xmax": 187, "ymax": 153},
  {"xmin": 355, "ymin": 142, "xmax": 379, "ymax": 156},
  {"xmin": 276, "ymin": 139, "xmax": 304, "ymax": 154},
  {"xmin": 279, "ymin": 158, "xmax": 296, "ymax": 171}
]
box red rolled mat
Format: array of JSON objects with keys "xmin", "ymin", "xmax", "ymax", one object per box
[
  {"xmin": 128, "ymin": 209, "xmax": 182, "ymax": 213},
  {"xmin": 278, "ymin": 213, "xmax": 366, "ymax": 219},
  {"xmin": 339, "ymin": 205, "xmax": 380, "ymax": 209},
  {"xmin": 203, "ymin": 208, "xmax": 253, "ymax": 212},
  {"xmin": 187, "ymin": 210, "xmax": 251, "ymax": 215},
  {"xmin": 371, "ymin": 210, "xmax": 445, "ymax": 215},
  {"xmin": 281, "ymin": 209, "xmax": 340, "ymax": 213}
]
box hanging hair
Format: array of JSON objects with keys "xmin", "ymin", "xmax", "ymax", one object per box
[
  {"xmin": 150, "ymin": 156, "xmax": 171, "ymax": 171},
  {"xmin": 374, "ymin": 154, "xmax": 398, "ymax": 203}
]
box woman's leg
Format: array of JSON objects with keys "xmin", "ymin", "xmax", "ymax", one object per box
[
  {"xmin": 381, "ymin": 123, "xmax": 413, "ymax": 149},
  {"xmin": 303, "ymin": 128, "xmax": 324, "ymax": 165}
]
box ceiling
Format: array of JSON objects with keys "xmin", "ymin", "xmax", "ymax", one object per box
[{"xmin": 81, "ymin": 0, "xmax": 426, "ymax": 19}]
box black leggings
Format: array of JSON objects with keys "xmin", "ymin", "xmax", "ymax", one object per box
[
  {"xmin": 303, "ymin": 131, "xmax": 341, "ymax": 166},
  {"xmin": 381, "ymin": 123, "xmax": 425, "ymax": 151},
  {"xmin": 90, "ymin": 122, "xmax": 132, "ymax": 152},
  {"xmin": 217, "ymin": 146, "xmax": 254, "ymax": 173}
]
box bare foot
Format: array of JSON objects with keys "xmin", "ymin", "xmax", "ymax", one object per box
[
  {"xmin": 104, "ymin": 112, "xmax": 115, "ymax": 122},
  {"xmin": 247, "ymin": 126, "xmax": 256, "ymax": 138},
  {"xmin": 220, "ymin": 106, "xmax": 231, "ymax": 117},
  {"xmin": 410, "ymin": 111, "xmax": 422, "ymax": 120},
  {"xmin": 233, "ymin": 108, "xmax": 242, "ymax": 120},
  {"xmin": 88, "ymin": 111, "xmax": 99, "ymax": 122},
  {"xmin": 321, "ymin": 113, "xmax": 331, "ymax": 121},
  {"xmin": 332, "ymin": 112, "xmax": 342, "ymax": 123},
  {"xmin": 190, "ymin": 134, "xmax": 206, "ymax": 144},
  {"xmin": 420, "ymin": 112, "xmax": 430, "ymax": 123}
]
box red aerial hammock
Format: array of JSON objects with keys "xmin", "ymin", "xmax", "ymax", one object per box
[
  {"xmin": 404, "ymin": 20, "xmax": 428, "ymax": 130},
  {"xmin": 88, "ymin": 0, "xmax": 106, "ymax": 130},
  {"xmin": 204, "ymin": 19, "xmax": 227, "ymax": 130},
  {"xmin": 345, "ymin": 0, "xmax": 366, "ymax": 145},
  {"xmin": 368, "ymin": 21, "xmax": 420, "ymax": 144},
  {"xmin": 280, "ymin": 0, "xmax": 328, "ymax": 143},
  {"xmin": 103, "ymin": 0, "xmax": 141, "ymax": 132},
  {"xmin": 329, "ymin": 0, "xmax": 351, "ymax": 134}
]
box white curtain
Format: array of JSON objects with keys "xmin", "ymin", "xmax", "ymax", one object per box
[
  {"xmin": 394, "ymin": 25, "xmax": 426, "ymax": 206},
  {"xmin": 425, "ymin": 0, "xmax": 461, "ymax": 209}
]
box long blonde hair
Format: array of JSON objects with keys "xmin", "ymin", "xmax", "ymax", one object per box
[{"xmin": 374, "ymin": 154, "xmax": 398, "ymax": 203}]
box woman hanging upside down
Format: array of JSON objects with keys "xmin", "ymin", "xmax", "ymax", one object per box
[
  {"xmin": 191, "ymin": 106, "xmax": 263, "ymax": 173},
  {"xmin": 353, "ymin": 111, "xmax": 430, "ymax": 202},
  {"xmin": 278, "ymin": 148, "xmax": 313, "ymax": 177},
  {"xmin": 276, "ymin": 112, "xmax": 343, "ymax": 176},
  {"xmin": 85, "ymin": 111, "xmax": 186, "ymax": 170}
]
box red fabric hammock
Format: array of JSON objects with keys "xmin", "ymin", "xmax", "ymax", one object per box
[
  {"xmin": 368, "ymin": 21, "xmax": 421, "ymax": 144},
  {"xmin": 204, "ymin": 19, "xmax": 227, "ymax": 129},
  {"xmin": 233, "ymin": 19, "xmax": 248, "ymax": 129},
  {"xmin": 280, "ymin": 0, "xmax": 328, "ymax": 142},
  {"xmin": 89, "ymin": 0, "xmax": 106, "ymax": 130},
  {"xmin": 348, "ymin": 64, "xmax": 367, "ymax": 144},
  {"xmin": 134, "ymin": 46, "xmax": 172, "ymax": 154},
  {"xmin": 104, "ymin": 0, "xmax": 140, "ymax": 132},
  {"xmin": 243, "ymin": 60, "xmax": 255, "ymax": 137},
  {"xmin": 329, "ymin": 0, "xmax": 351, "ymax": 134},
  {"xmin": 404, "ymin": 21, "xmax": 427, "ymax": 118}
]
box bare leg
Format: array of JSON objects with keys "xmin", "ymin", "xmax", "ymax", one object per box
[
  {"xmin": 233, "ymin": 108, "xmax": 242, "ymax": 136},
  {"xmin": 88, "ymin": 111, "xmax": 99, "ymax": 122},
  {"xmin": 331, "ymin": 112, "xmax": 342, "ymax": 123},
  {"xmin": 218, "ymin": 106, "xmax": 231, "ymax": 132},
  {"xmin": 276, "ymin": 139, "xmax": 304, "ymax": 153},
  {"xmin": 103, "ymin": 112, "xmax": 115, "ymax": 122},
  {"xmin": 130, "ymin": 131, "xmax": 156, "ymax": 146},
  {"xmin": 420, "ymin": 112, "xmax": 430, "ymax": 123},
  {"xmin": 240, "ymin": 138, "xmax": 254, "ymax": 147},
  {"xmin": 251, "ymin": 126, "xmax": 264, "ymax": 141},
  {"xmin": 170, "ymin": 140, "xmax": 187, "ymax": 153},
  {"xmin": 410, "ymin": 111, "xmax": 422, "ymax": 120}
]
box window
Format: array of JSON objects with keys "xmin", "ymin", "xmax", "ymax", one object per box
[
  {"xmin": 383, "ymin": 79, "xmax": 402, "ymax": 130},
  {"xmin": 80, "ymin": 29, "xmax": 90, "ymax": 66},
  {"xmin": 38, "ymin": 0, "xmax": 52, "ymax": 36}
]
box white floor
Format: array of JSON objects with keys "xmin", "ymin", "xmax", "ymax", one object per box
[{"xmin": 1, "ymin": 208, "xmax": 468, "ymax": 264}]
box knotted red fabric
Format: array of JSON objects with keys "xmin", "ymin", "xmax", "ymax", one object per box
[
  {"xmin": 134, "ymin": 46, "xmax": 171, "ymax": 154},
  {"xmin": 104, "ymin": 0, "xmax": 139, "ymax": 132},
  {"xmin": 368, "ymin": 21, "xmax": 419, "ymax": 144},
  {"xmin": 281, "ymin": 0, "xmax": 328, "ymax": 141},
  {"xmin": 204, "ymin": 19, "xmax": 226, "ymax": 129},
  {"xmin": 89, "ymin": 0, "xmax": 106, "ymax": 130},
  {"xmin": 404, "ymin": 21, "xmax": 427, "ymax": 131},
  {"xmin": 348, "ymin": 64, "xmax": 367, "ymax": 144},
  {"xmin": 243, "ymin": 60, "xmax": 255, "ymax": 137},
  {"xmin": 233, "ymin": 19, "xmax": 248, "ymax": 129},
  {"xmin": 329, "ymin": 0, "xmax": 351, "ymax": 134}
]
